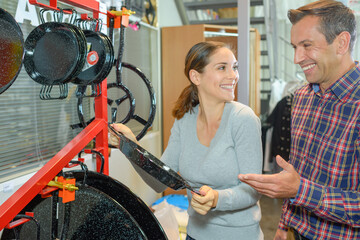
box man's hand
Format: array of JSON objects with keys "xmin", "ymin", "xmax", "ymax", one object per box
[
  {"xmin": 273, "ymin": 228, "xmax": 288, "ymax": 240},
  {"xmin": 190, "ymin": 185, "xmax": 218, "ymax": 215},
  {"xmin": 238, "ymin": 155, "xmax": 300, "ymax": 198}
]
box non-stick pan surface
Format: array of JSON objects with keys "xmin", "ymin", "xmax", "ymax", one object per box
[
  {"xmin": 24, "ymin": 22, "xmax": 87, "ymax": 85},
  {"xmin": 70, "ymin": 170, "xmax": 167, "ymax": 240},
  {"xmin": 1, "ymin": 185, "xmax": 147, "ymax": 240},
  {"xmin": 0, "ymin": 8, "xmax": 24, "ymax": 94},
  {"xmin": 109, "ymin": 124, "xmax": 200, "ymax": 194}
]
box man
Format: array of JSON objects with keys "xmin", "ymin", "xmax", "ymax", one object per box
[{"xmin": 238, "ymin": 1, "xmax": 360, "ymax": 239}]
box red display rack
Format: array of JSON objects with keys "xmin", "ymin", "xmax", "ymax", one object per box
[{"xmin": 0, "ymin": 0, "xmax": 109, "ymax": 231}]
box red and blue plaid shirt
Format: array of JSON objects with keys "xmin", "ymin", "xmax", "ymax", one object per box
[{"xmin": 279, "ymin": 63, "xmax": 360, "ymax": 239}]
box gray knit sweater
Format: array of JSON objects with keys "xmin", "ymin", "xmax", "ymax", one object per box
[{"xmin": 161, "ymin": 101, "xmax": 264, "ymax": 240}]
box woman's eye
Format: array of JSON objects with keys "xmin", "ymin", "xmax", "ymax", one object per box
[
  {"xmin": 233, "ymin": 66, "xmax": 238, "ymax": 71},
  {"xmin": 219, "ymin": 66, "xmax": 225, "ymax": 70}
]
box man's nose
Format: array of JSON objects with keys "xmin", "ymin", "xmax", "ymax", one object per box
[{"xmin": 294, "ymin": 47, "xmax": 305, "ymax": 64}]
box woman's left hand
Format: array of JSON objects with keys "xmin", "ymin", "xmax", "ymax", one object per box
[{"xmin": 190, "ymin": 185, "xmax": 218, "ymax": 215}]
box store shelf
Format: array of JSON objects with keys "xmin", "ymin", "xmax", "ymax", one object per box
[{"xmin": 0, "ymin": 0, "xmax": 108, "ymax": 231}]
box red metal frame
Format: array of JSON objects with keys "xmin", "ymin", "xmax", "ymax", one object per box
[
  {"xmin": 29, "ymin": 0, "xmax": 102, "ymax": 15},
  {"xmin": 0, "ymin": 0, "xmax": 109, "ymax": 231}
]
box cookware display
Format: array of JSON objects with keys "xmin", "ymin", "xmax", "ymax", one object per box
[
  {"xmin": 108, "ymin": 124, "xmax": 201, "ymax": 195},
  {"xmin": 23, "ymin": 9, "xmax": 87, "ymax": 99},
  {"xmin": 1, "ymin": 5, "xmax": 167, "ymax": 239},
  {"xmin": 0, "ymin": 8, "xmax": 24, "ymax": 95}
]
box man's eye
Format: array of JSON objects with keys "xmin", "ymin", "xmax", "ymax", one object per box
[
  {"xmin": 233, "ymin": 66, "xmax": 238, "ymax": 71},
  {"xmin": 219, "ymin": 66, "xmax": 225, "ymax": 70}
]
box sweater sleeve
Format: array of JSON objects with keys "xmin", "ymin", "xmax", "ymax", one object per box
[{"xmin": 215, "ymin": 107, "xmax": 263, "ymax": 211}]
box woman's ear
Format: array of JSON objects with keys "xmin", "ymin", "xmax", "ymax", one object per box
[
  {"xmin": 189, "ymin": 69, "xmax": 201, "ymax": 85},
  {"xmin": 336, "ymin": 31, "xmax": 351, "ymax": 55}
]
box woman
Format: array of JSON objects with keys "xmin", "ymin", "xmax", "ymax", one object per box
[{"xmin": 110, "ymin": 41, "xmax": 263, "ymax": 239}]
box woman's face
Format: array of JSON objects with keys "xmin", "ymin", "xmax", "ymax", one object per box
[{"xmin": 196, "ymin": 47, "xmax": 239, "ymax": 103}]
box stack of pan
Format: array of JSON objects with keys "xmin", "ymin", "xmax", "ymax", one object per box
[{"xmin": 0, "ymin": 8, "xmax": 114, "ymax": 99}]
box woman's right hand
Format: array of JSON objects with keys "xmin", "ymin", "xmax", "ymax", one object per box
[{"xmin": 108, "ymin": 123, "xmax": 138, "ymax": 146}]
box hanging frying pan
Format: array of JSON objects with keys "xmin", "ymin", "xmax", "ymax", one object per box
[
  {"xmin": 23, "ymin": 9, "xmax": 87, "ymax": 99},
  {"xmin": 0, "ymin": 8, "xmax": 24, "ymax": 95},
  {"xmin": 70, "ymin": 170, "xmax": 168, "ymax": 240},
  {"xmin": 72, "ymin": 30, "xmax": 114, "ymax": 86},
  {"xmin": 1, "ymin": 185, "xmax": 148, "ymax": 240},
  {"xmin": 108, "ymin": 124, "xmax": 201, "ymax": 195},
  {"xmin": 24, "ymin": 22, "xmax": 87, "ymax": 85}
]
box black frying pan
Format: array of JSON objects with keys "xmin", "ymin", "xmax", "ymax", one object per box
[
  {"xmin": 0, "ymin": 8, "xmax": 24, "ymax": 94},
  {"xmin": 72, "ymin": 30, "xmax": 114, "ymax": 86},
  {"xmin": 70, "ymin": 170, "xmax": 167, "ymax": 240},
  {"xmin": 108, "ymin": 124, "xmax": 201, "ymax": 194},
  {"xmin": 1, "ymin": 185, "xmax": 148, "ymax": 240},
  {"xmin": 23, "ymin": 22, "xmax": 87, "ymax": 86}
]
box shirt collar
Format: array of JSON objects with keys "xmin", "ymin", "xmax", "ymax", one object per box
[{"xmin": 310, "ymin": 61, "xmax": 360, "ymax": 101}]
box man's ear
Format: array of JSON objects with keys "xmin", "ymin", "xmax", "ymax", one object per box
[
  {"xmin": 189, "ymin": 69, "xmax": 200, "ymax": 85},
  {"xmin": 336, "ymin": 31, "xmax": 351, "ymax": 55}
]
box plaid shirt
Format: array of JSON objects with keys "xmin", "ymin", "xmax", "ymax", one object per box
[{"xmin": 279, "ymin": 63, "xmax": 360, "ymax": 239}]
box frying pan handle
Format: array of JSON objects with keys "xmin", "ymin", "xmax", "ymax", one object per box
[
  {"xmin": 64, "ymin": 9, "xmax": 77, "ymax": 24},
  {"xmin": 39, "ymin": 8, "xmax": 63, "ymax": 23},
  {"xmin": 39, "ymin": 84, "xmax": 68, "ymax": 100},
  {"xmin": 77, "ymin": 149, "xmax": 105, "ymax": 174},
  {"xmin": 10, "ymin": 214, "xmax": 41, "ymax": 240},
  {"xmin": 75, "ymin": 84, "xmax": 101, "ymax": 98}
]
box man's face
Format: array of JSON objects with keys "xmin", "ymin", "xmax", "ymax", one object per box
[{"xmin": 291, "ymin": 15, "xmax": 340, "ymax": 90}]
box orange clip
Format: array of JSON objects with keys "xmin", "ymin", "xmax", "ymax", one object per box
[{"xmin": 50, "ymin": 176, "xmax": 78, "ymax": 203}]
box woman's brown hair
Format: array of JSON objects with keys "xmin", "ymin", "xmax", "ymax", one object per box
[{"xmin": 172, "ymin": 41, "xmax": 228, "ymax": 119}]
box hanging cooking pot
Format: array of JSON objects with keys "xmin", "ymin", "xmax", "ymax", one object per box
[
  {"xmin": 72, "ymin": 19, "xmax": 114, "ymax": 88},
  {"xmin": 1, "ymin": 185, "xmax": 148, "ymax": 240},
  {"xmin": 108, "ymin": 124, "xmax": 201, "ymax": 194},
  {"xmin": 23, "ymin": 9, "xmax": 87, "ymax": 99},
  {"xmin": 0, "ymin": 8, "xmax": 24, "ymax": 95}
]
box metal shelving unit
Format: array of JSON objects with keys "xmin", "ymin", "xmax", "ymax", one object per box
[{"xmin": 0, "ymin": 0, "xmax": 109, "ymax": 230}]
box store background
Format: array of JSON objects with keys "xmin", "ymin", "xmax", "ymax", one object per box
[{"xmin": 1, "ymin": 0, "xmax": 360, "ymax": 239}]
